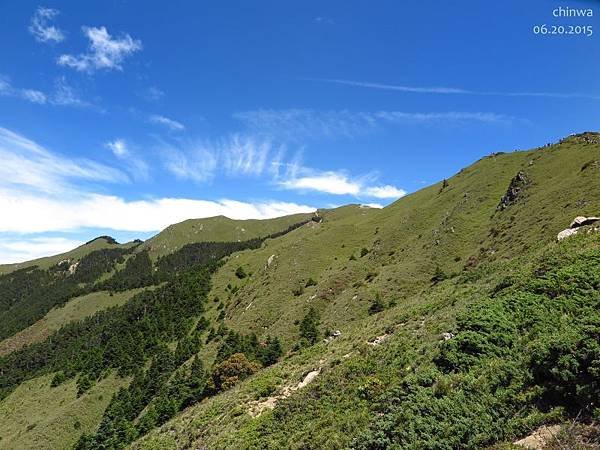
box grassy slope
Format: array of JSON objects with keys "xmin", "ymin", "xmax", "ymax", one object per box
[
  {"xmin": 133, "ymin": 233, "xmax": 600, "ymax": 450},
  {"xmin": 0, "ymin": 238, "xmax": 137, "ymax": 276},
  {"xmin": 1, "ymin": 135, "xmax": 598, "ymax": 449},
  {"xmin": 138, "ymin": 213, "xmax": 315, "ymax": 260},
  {"xmin": 0, "ymin": 289, "xmax": 146, "ymax": 357},
  {"xmin": 131, "ymin": 135, "xmax": 600, "ymax": 448},
  {"xmin": 0, "ymin": 372, "xmax": 127, "ymax": 450},
  {"xmin": 204, "ymin": 137, "xmax": 600, "ymax": 347}
]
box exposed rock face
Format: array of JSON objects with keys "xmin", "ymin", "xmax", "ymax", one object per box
[
  {"xmin": 498, "ymin": 171, "xmax": 528, "ymax": 210},
  {"xmin": 266, "ymin": 254, "xmax": 275, "ymax": 268}
]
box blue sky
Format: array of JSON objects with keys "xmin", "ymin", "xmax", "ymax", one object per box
[{"xmin": 0, "ymin": 0, "xmax": 599, "ymax": 262}]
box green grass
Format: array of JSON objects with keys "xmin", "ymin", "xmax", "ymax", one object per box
[
  {"xmin": 0, "ymin": 289, "xmax": 145, "ymax": 357},
  {"xmin": 138, "ymin": 213, "xmax": 315, "ymax": 260},
  {"xmin": 0, "ymin": 372, "xmax": 127, "ymax": 450}
]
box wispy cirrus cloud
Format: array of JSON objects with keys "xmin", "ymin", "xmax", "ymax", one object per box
[
  {"xmin": 161, "ymin": 134, "xmax": 271, "ymax": 182},
  {"xmin": 52, "ymin": 77, "xmax": 94, "ymax": 108},
  {"xmin": 0, "ymin": 75, "xmax": 95, "ymax": 109},
  {"xmin": 58, "ymin": 26, "xmax": 142, "ymax": 73},
  {"xmin": 0, "ymin": 76, "xmax": 47, "ymax": 104},
  {"xmin": 150, "ymin": 114, "xmax": 185, "ymax": 131},
  {"xmin": 141, "ymin": 86, "xmax": 165, "ymax": 102},
  {"xmin": 29, "ymin": 7, "xmax": 65, "ymax": 43},
  {"xmin": 0, "ymin": 127, "xmax": 127, "ymax": 194},
  {"xmin": 161, "ymin": 132, "xmax": 404, "ymax": 199},
  {"xmin": 315, "ymin": 78, "xmax": 600, "ymax": 101},
  {"xmin": 235, "ymin": 108, "xmax": 517, "ymax": 141},
  {"xmin": 106, "ymin": 139, "xmax": 149, "ymax": 181}
]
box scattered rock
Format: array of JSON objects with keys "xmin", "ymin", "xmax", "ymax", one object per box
[
  {"xmin": 68, "ymin": 261, "xmax": 79, "ymax": 275},
  {"xmin": 441, "ymin": 332, "xmax": 454, "ymax": 341},
  {"xmin": 367, "ymin": 334, "xmax": 390, "ymax": 346},
  {"xmin": 324, "ymin": 330, "xmax": 342, "ymax": 343},
  {"xmin": 514, "ymin": 424, "xmax": 561, "ymax": 449},
  {"xmin": 557, "ymin": 216, "xmax": 600, "ymax": 241},
  {"xmin": 557, "ymin": 228, "xmax": 579, "ymax": 241},
  {"xmin": 570, "ymin": 216, "xmax": 600, "ymax": 228},
  {"xmin": 249, "ymin": 368, "xmax": 321, "ymax": 417}
]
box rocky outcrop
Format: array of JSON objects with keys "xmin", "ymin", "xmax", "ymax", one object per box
[{"xmin": 497, "ymin": 171, "xmax": 528, "ymax": 210}]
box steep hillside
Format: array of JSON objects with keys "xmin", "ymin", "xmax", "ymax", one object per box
[
  {"xmin": 0, "ymin": 133, "xmax": 599, "ymax": 450},
  {"xmin": 204, "ymin": 134, "xmax": 600, "ymax": 347}
]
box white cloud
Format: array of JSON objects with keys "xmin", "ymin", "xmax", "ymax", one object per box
[
  {"xmin": 0, "ymin": 189, "xmax": 315, "ymax": 234},
  {"xmin": 0, "ymin": 127, "xmax": 127, "ymax": 194},
  {"xmin": 280, "ymin": 172, "xmax": 361, "ymax": 195},
  {"xmin": 280, "ymin": 171, "xmax": 405, "ymax": 199},
  {"xmin": 106, "ymin": 139, "xmax": 128, "ymax": 157},
  {"xmin": 58, "ymin": 26, "xmax": 141, "ymax": 73},
  {"xmin": 363, "ymin": 185, "xmax": 406, "ymax": 199},
  {"xmin": 150, "ymin": 114, "xmax": 185, "ymax": 131},
  {"xmin": 29, "ymin": 7, "xmax": 65, "ymax": 43},
  {"xmin": 360, "ymin": 203, "xmax": 384, "ymax": 209},
  {"xmin": 0, "ymin": 237, "xmax": 83, "ymax": 264}
]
